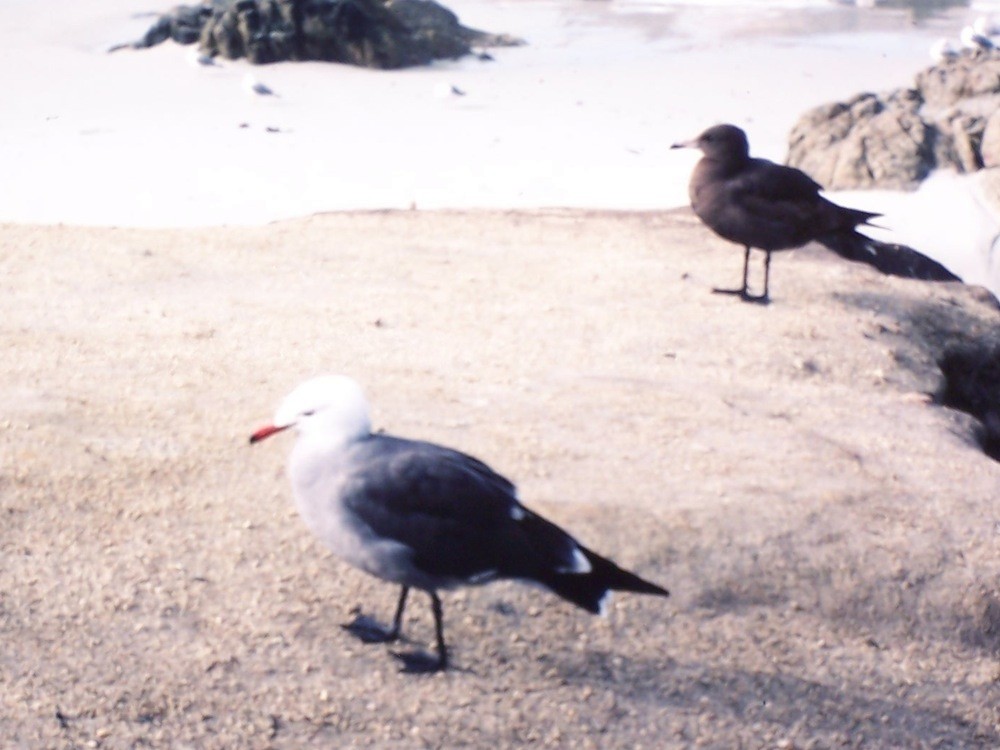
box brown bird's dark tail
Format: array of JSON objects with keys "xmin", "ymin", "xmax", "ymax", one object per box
[
  {"xmin": 817, "ymin": 229, "xmax": 961, "ymax": 282},
  {"xmin": 843, "ymin": 207, "xmax": 883, "ymax": 228}
]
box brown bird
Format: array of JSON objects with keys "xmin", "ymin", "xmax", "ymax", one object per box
[{"xmin": 672, "ymin": 123, "xmax": 959, "ymax": 303}]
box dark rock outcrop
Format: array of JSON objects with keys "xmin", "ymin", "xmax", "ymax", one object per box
[
  {"xmin": 115, "ymin": 4, "xmax": 216, "ymax": 49},
  {"xmin": 788, "ymin": 50, "xmax": 1000, "ymax": 189},
  {"xmin": 938, "ymin": 342, "xmax": 1000, "ymax": 461},
  {"xmin": 115, "ymin": 0, "xmax": 522, "ymax": 69}
]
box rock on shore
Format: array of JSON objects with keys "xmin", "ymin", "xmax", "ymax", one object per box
[
  {"xmin": 118, "ymin": 0, "xmax": 522, "ymax": 68},
  {"xmin": 787, "ymin": 49, "xmax": 1000, "ymax": 190}
]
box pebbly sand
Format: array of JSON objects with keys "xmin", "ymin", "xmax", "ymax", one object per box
[
  {"xmin": 2, "ymin": 210, "xmax": 999, "ymax": 747},
  {"xmin": 3, "ymin": 0, "xmax": 1000, "ymax": 746}
]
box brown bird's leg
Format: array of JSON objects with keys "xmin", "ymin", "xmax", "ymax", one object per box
[
  {"xmin": 712, "ymin": 245, "xmax": 752, "ymax": 298},
  {"xmin": 742, "ymin": 250, "xmax": 772, "ymax": 304}
]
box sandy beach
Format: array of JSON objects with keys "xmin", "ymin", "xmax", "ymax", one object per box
[
  {"xmin": 3, "ymin": 210, "xmax": 999, "ymax": 747},
  {"xmin": 0, "ymin": 0, "xmax": 989, "ymax": 222},
  {"xmin": 2, "ymin": 0, "xmax": 998, "ymax": 294},
  {"xmin": 2, "ymin": 1, "xmax": 1000, "ymax": 747}
]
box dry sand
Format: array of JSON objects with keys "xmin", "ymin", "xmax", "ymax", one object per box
[{"xmin": 2, "ymin": 209, "xmax": 999, "ymax": 748}]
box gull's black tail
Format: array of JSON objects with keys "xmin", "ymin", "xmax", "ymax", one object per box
[{"xmin": 541, "ymin": 545, "xmax": 670, "ymax": 615}]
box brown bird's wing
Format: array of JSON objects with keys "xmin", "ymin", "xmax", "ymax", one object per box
[{"xmin": 709, "ymin": 159, "xmax": 833, "ymax": 250}]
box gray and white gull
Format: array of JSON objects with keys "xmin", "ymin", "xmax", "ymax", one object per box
[{"xmin": 250, "ymin": 375, "xmax": 669, "ymax": 672}]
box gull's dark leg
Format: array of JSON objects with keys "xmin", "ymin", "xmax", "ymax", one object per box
[
  {"xmin": 388, "ymin": 585, "xmax": 409, "ymax": 639},
  {"xmin": 431, "ymin": 592, "xmax": 448, "ymax": 670},
  {"xmin": 393, "ymin": 591, "xmax": 449, "ymax": 674},
  {"xmin": 741, "ymin": 249, "xmax": 772, "ymax": 305},
  {"xmin": 342, "ymin": 585, "xmax": 409, "ymax": 644},
  {"xmin": 713, "ymin": 245, "xmax": 752, "ymax": 298}
]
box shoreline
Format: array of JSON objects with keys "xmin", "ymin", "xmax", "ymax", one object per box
[
  {"xmin": 0, "ymin": 0, "xmax": 980, "ymax": 226},
  {"xmin": 3, "ymin": 0, "xmax": 997, "ymax": 295}
]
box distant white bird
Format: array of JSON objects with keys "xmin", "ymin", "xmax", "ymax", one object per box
[
  {"xmin": 930, "ymin": 37, "xmax": 959, "ymax": 64},
  {"xmin": 186, "ymin": 47, "xmax": 219, "ymax": 67},
  {"xmin": 973, "ymin": 15, "xmax": 1000, "ymax": 38},
  {"xmin": 243, "ymin": 73, "xmax": 277, "ymax": 97},
  {"xmin": 960, "ymin": 25, "xmax": 995, "ymax": 51},
  {"xmin": 433, "ymin": 82, "xmax": 466, "ymax": 99}
]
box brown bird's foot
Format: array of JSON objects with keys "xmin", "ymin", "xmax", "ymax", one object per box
[
  {"xmin": 341, "ymin": 613, "xmax": 401, "ymax": 644},
  {"xmin": 711, "ymin": 286, "xmax": 746, "ymax": 297},
  {"xmin": 711, "ymin": 286, "xmax": 770, "ymax": 305},
  {"xmin": 739, "ymin": 290, "xmax": 770, "ymax": 305},
  {"xmin": 392, "ymin": 648, "xmax": 447, "ymax": 674}
]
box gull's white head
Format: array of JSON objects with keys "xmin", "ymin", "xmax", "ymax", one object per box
[{"xmin": 250, "ymin": 375, "xmax": 372, "ymax": 447}]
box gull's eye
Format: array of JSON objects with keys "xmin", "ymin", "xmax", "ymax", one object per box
[{"xmin": 302, "ymin": 410, "xmax": 316, "ymax": 417}]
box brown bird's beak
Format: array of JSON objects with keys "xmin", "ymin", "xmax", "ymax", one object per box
[
  {"xmin": 671, "ymin": 138, "xmax": 697, "ymax": 150},
  {"xmin": 249, "ymin": 423, "xmax": 290, "ymax": 445}
]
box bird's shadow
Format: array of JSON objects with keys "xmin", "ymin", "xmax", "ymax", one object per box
[
  {"xmin": 340, "ymin": 613, "xmax": 398, "ymax": 644},
  {"xmin": 341, "ymin": 610, "xmax": 474, "ymax": 676},
  {"xmin": 390, "ymin": 649, "xmax": 445, "ymax": 675},
  {"xmin": 543, "ymin": 649, "xmax": 997, "ymax": 747}
]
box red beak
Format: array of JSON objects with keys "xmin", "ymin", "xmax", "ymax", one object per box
[{"xmin": 249, "ymin": 423, "xmax": 290, "ymax": 445}]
